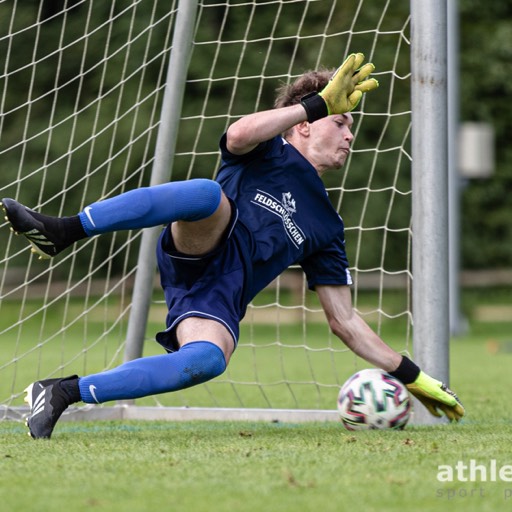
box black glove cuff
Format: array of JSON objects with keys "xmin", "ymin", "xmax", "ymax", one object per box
[
  {"xmin": 389, "ymin": 356, "xmax": 421, "ymax": 385},
  {"xmin": 300, "ymin": 92, "xmax": 329, "ymax": 123}
]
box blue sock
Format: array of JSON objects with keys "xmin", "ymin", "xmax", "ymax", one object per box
[
  {"xmin": 78, "ymin": 179, "xmax": 222, "ymax": 235},
  {"xmin": 78, "ymin": 341, "xmax": 227, "ymax": 403}
]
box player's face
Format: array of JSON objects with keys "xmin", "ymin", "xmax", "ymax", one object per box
[{"xmin": 309, "ymin": 113, "xmax": 354, "ymax": 174}]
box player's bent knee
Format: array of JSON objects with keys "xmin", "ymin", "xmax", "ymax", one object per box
[
  {"xmin": 178, "ymin": 179, "xmax": 222, "ymax": 221},
  {"xmin": 178, "ymin": 341, "xmax": 227, "ymax": 388}
]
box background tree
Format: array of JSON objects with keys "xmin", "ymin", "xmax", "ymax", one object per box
[{"xmin": 0, "ymin": 0, "xmax": 509, "ymax": 274}]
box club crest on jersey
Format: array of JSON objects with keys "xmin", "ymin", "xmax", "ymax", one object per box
[
  {"xmin": 251, "ymin": 190, "xmax": 305, "ymax": 247},
  {"xmin": 282, "ymin": 192, "xmax": 296, "ymax": 214}
]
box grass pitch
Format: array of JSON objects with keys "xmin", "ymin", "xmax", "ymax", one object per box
[
  {"xmin": 1, "ymin": 288, "xmax": 512, "ymax": 512},
  {"xmin": 1, "ymin": 417, "xmax": 512, "ymax": 512}
]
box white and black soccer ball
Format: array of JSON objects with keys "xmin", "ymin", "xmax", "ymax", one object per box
[{"xmin": 337, "ymin": 368, "xmax": 412, "ymax": 431}]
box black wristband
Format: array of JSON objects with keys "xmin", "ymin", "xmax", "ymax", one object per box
[
  {"xmin": 300, "ymin": 92, "xmax": 329, "ymax": 123},
  {"xmin": 389, "ymin": 356, "xmax": 420, "ymax": 385}
]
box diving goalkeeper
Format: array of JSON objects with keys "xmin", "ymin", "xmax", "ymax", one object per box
[{"xmin": 1, "ymin": 53, "xmax": 464, "ymax": 439}]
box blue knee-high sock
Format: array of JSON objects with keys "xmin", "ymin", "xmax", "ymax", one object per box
[
  {"xmin": 78, "ymin": 179, "xmax": 222, "ymax": 236},
  {"xmin": 78, "ymin": 341, "xmax": 227, "ymax": 403}
]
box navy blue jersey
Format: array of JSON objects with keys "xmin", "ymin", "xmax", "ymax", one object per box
[
  {"xmin": 156, "ymin": 134, "xmax": 352, "ymax": 350},
  {"xmin": 216, "ymin": 134, "xmax": 352, "ymax": 299}
]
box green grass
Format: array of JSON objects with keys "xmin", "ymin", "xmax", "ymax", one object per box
[
  {"xmin": 1, "ymin": 288, "xmax": 512, "ymax": 511},
  {"xmin": 2, "ymin": 420, "xmax": 512, "ymax": 511}
]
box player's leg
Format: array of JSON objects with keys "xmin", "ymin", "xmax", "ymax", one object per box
[
  {"xmin": 78, "ymin": 318, "xmax": 234, "ymax": 402},
  {"xmin": 170, "ymin": 192, "xmax": 233, "ymax": 255},
  {"xmin": 22, "ymin": 188, "xmax": 237, "ymax": 439},
  {"xmin": 1, "ymin": 179, "xmax": 223, "ymax": 259},
  {"xmin": 78, "ymin": 179, "xmax": 223, "ymax": 234},
  {"xmin": 24, "ymin": 318, "xmax": 234, "ymax": 439}
]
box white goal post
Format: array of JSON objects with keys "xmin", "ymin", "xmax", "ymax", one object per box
[{"xmin": 0, "ymin": 0, "xmax": 451, "ymax": 425}]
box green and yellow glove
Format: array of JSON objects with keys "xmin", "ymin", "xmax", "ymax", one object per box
[
  {"xmin": 406, "ymin": 371, "xmax": 465, "ymax": 422},
  {"xmin": 390, "ymin": 356, "xmax": 465, "ymax": 422},
  {"xmin": 320, "ymin": 53, "xmax": 379, "ymax": 114},
  {"xmin": 300, "ymin": 53, "xmax": 379, "ymax": 123}
]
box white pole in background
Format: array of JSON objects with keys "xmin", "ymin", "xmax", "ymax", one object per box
[
  {"xmin": 410, "ymin": 0, "xmax": 450, "ymax": 424},
  {"xmin": 447, "ymin": 0, "xmax": 465, "ymax": 336}
]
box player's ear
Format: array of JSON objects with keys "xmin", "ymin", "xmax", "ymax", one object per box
[{"xmin": 294, "ymin": 121, "xmax": 311, "ymax": 137}]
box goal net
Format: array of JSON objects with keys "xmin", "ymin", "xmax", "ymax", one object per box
[{"xmin": 0, "ymin": 0, "xmax": 413, "ymax": 422}]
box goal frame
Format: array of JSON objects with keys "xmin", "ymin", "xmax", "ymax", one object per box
[
  {"xmin": 0, "ymin": 0, "xmax": 454, "ymax": 425},
  {"xmin": 409, "ymin": 0, "xmax": 451, "ymax": 424}
]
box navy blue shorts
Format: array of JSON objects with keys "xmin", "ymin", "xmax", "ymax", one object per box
[{"xmin": 155, "ymin": 203, "xmax": 251, "ymax": 352}]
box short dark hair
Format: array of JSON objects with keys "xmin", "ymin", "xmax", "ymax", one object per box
[{"xmin": 273, "ymin": 68, "xmax": 334, "ymax": 109}]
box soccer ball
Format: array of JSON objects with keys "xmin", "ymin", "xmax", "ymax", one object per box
[{"xmin": 337, "ymin": 368, "xmax": 412, "ymax": 431}]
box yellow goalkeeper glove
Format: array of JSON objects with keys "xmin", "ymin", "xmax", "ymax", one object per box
[
  {"xmin": 320, "ymin": 53, "xmax": 379, "ymax": 114},
  {"xmin": 300, "ymin": 53, "xmax": 379, "ymax": 123},
  {"xmin": 406, "ymin": 371, "xmax": 465, "ymax": 422}
]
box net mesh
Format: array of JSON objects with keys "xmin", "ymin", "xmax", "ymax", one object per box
[{"xmin": 0, "ymin": 0, "xmax": 412, "ymax": 417}]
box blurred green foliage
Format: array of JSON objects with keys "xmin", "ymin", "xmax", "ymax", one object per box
[
  {"xmin": 459, "ymin": 1, "xmax": 512, "ymax": 268},
  {"xmin": 0, "ymin": 0, "xmax": 509, "ymax": 275}
]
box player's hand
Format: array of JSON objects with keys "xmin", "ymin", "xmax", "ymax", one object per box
[
  {"xmin": 406, "ymin": 371, "xmax": 465, "ymax": 422},
  {"xmin": 319, "ymin": 53, "xmax": 379, "ymax": 114}
]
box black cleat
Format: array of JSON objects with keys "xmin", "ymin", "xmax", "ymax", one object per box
[
  {"xmin": 24, "ymin": 376, "xmax": 78, "ymax": 439},
  {"xmin": 1, "ymin": 198, "xmax": 71, "ymax": 259}
]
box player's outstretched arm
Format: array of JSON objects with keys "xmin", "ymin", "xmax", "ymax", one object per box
[
  {"xmin": 227, "ymin": 52, "xmax": 378, "ymax": 155},
  {"xmin": 226, "ymin": 103, "xmax": 307, "ymax": 155},
  {"xmin": 315, "ymin": 284, "xmax": 465, "ymax": 422}
]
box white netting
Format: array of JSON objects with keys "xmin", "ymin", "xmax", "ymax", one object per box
[{"xmin": 0, "ymin": 0, "xmax": 412, "ymax": 418}]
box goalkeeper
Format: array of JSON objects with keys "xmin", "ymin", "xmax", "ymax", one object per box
[{"xmin": 1, "ymin": 53, "xmax": 464, "ymax": 439}]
